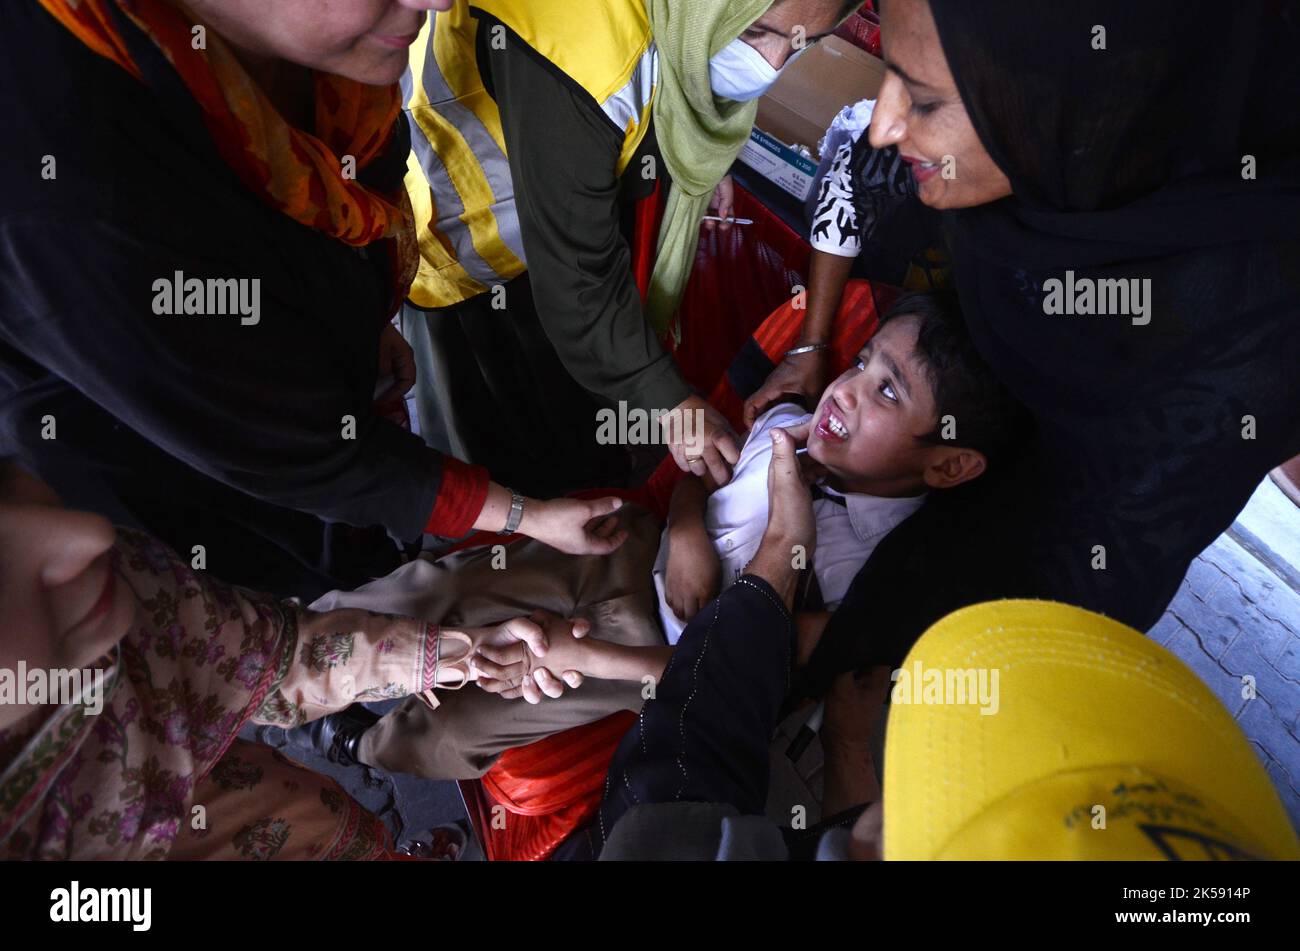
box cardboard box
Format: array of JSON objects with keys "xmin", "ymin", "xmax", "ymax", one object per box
[{"xmin": 738, "ymin": 35, "xmax": 887, "ymax": 201}]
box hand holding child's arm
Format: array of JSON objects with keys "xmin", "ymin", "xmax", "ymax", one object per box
[
  {"xmin": 472, "ymin": 611, "xmax": 589, "ymax": 703},
  {"xmin": 743, "ymin": 423, "xmax": 817, "ymax": 610},
  {"xmin": 475, "ymin": 609, "xmax": 673, "ymax": 698}
]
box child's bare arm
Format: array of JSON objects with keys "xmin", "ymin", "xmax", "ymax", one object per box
[
  {"xmin": 664, "ymin": 474, "xmax": 723, "ymax": 621},
  {"xmin": 578, "ymin": 640, "xmax": 674, "ymax": 684},
  {"xmin": 474, "ymin": 631, "xmax": 674, "ymax": 696},
  {"xmin": 667, "ymin": 471, "xmax": 716, "ymax": 533},
  {"xmin": 821, "ymin": 666, "xmax": 891, "ymax": 816},
  {"xmin": 795, "ymin": 610, "xmax": 832, "ymax": 667}
]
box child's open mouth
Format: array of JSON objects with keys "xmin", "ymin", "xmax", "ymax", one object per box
[{"xmin": 815, "ymin": 403, "xmax": 850, "ymax": 443}]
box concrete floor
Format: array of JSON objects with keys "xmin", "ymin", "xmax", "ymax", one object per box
[{"xmin": 1152, "ymin": 477, "xmax": 1300, "ymax": 831}]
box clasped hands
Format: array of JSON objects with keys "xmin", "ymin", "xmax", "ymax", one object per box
[
  {"xmin": 465, "ymin": 421, "xmax": 822, "ymax": 703},
  {"xmin": 454, "ymin": 609, "xmax": 594, "ymax": 703}
]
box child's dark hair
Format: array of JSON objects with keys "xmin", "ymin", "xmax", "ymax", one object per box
[{"xmin": 879, "ymin": 290, "xmax": 1031, "ymax": 463}]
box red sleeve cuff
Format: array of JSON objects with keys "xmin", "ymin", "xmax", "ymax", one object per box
[{"xmin": 425, "ymin": 456, "xmax": 490, "ymax": 537}]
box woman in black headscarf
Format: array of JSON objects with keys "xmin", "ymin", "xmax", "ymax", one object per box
[{"xmin": 798, "ymin": 0, "xmax": 1300, "ymax": 693}]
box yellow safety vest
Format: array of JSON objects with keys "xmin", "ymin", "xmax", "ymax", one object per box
[{"xmin": 403, "ymin": 0, "xmax": 659, "ymax": 310}]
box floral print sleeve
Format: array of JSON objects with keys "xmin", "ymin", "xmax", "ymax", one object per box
[
  {"xmin": 252, "ymin": 608, "xmax": 443, "ymax": 728},
  {"xmin": 0, "ymin": 528, "xmax": 440, "ymax": 859}
]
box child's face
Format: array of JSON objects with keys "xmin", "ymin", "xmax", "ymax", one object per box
[
  {"xmin": 0, "ymin": 469, "xmax": 136, "ymax": 730},
  {"xmin": 807, "ymin": 315, "xmax": 939, "ymax": 495}
]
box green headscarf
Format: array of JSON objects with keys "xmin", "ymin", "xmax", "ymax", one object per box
[{"xmin": 643, "ymin": 0, "xmax": 776, "ymax": 341}]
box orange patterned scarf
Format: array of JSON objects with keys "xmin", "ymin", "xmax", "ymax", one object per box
[{"xmin": 39, "ymin": 0, "xmax": 417, "ymax": 306}]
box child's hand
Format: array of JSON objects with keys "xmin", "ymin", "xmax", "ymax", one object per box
[{"xmin": 664, "ymin": 528, "xmax": 722, "ymax": 622}]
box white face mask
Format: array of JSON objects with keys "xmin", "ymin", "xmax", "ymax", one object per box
[{"xmin": 709, "ymin": 37, "xmax": 801, "ymax": 102}]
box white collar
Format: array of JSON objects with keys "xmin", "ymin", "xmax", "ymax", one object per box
[{"xmin": 815, "ymin": 482, "xmax": 926, "ymax": 541}]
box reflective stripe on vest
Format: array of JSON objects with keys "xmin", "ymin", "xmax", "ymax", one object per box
[
  {"xmin": 404, "ymin": 1, "xmax": 657, "ymax": 310},
  {"xmin": 403, "ymin": 7, "xmax": 526, "ymax": 309},
  {"xmin": 603, "ymin": 40, "xmax": 659, "ymax": 176}
]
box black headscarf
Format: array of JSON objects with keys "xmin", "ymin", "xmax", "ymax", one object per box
[
  {"xmin": 799, "ymin": 0, "xmax": 1300, "ymax": 698},
  {"xmin": 924, "ymin": 0, "xmax": 1300, "ymax": 414},
  {"xmin": 933, "ymin": 0, "xmax": 1300, "ymax": 231}
]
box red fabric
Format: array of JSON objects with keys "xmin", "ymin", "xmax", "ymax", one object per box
[
  {"xmin": 424, "ymin": 456, "xmax": 490, "ymax": 537},
  {"xmin": 669, "ymin": 187, "xmax": 811, "ymax": 394},
  {"xmin": 632, "ymin": 177, "xmax": 665, "ymax": 305},
  {"xmin": 835, "ymin": 8, "xmax": 883, "ymax": 57},
  {"xmin": 474, "ymin": 711, "xmax": 636, "ymax": 861}
]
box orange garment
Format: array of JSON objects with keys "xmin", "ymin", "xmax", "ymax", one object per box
[{"xmin": 475, "ymin": 712, "xmax": 636, "ymax": 862}]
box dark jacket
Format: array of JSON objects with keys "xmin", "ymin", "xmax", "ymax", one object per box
[
  {"xmin": 473, "ymin": 18, "xmax": 691, "ymax": 416},
  {"xmin": 0, "ymin": 5, "xmax": 477, "ymax": 597}
]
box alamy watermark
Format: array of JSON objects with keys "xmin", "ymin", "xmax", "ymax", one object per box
[
  {"xmin": 1042, "ymin": 270, "xmax": 1151, "ymax": 326},
  {"xmin": 151, "ymin": 270, "xmax": 260, "ymax": 326},
  {"xmin": 0, "ymin": 663, "xmax": 106, "ymax": 715},
  {"xmin": 890, "ymin": 660, "xmax": 1000, "ymax": 715},
  {"xmin": 595, "ymin": 401, "xmax": 706, "ymax": 451},
  {"xmin": 50, "ymin": 881, "xmax": 151, "ymax": 931}
]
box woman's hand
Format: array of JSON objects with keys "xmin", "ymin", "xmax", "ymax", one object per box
[
  {"xmin": 744, "ymin": 248, "xmax": 854, "ymax": 427},
  {"xmin": 743, "ymin": 348, "xmax": 831, "ymax": 428},
  {"xmin": 664, "ymin": 527, "xmax": 722, "ymax": 622},
  {"xmin": 375, "ymin": 323, "xmax": 416, "ymax": 404},
  {"xmin": 744, "ymin": 421, "xmax": 818, "ymax": 608},
  {"xmin": 663, "ymin": 394, "xmax": 741, "ymax": 485},
  {"xmin": 518, "ymin": 496, "xmax": 628, "ymax": 555},
  {"xmin": 763, "ymin": 421, "xmax": 818, "ymax": 557},
  {"xmin": 704, "ymin": 174, "xmax": 736, "ymax": 233}
]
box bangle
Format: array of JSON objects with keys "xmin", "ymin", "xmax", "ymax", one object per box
[
  {"xmin": 785, "ymin": 343, "xmax": 829, "ymax": 357},
  {"xmin": 500, "ymin": 489, "xmax": 525, "ymax": 535}
]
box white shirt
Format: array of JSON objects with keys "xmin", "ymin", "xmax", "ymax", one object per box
[{"xmin": 653, "ymin": 403, "xmax": 925, "ymax": 644}]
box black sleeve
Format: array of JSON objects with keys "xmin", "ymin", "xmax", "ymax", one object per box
[
  {"xmin": 598, "ymin": 575, "xmax": 794, "ymax": 846},
  {"xmin": 846, "ymin": 140, "xmax": 918, "ymax": 246},
  {"xmin": 0, "ymin": 212, "xmax": 442, "ymax": 540},
  {"xmin": 487, "ymin": 40, "xmax": 691, "ymax": 415}
]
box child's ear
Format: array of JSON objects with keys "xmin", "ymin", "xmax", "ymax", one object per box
[{"xmin": 922, "ymin": 447, "xmax": 987, "ymax": 489}]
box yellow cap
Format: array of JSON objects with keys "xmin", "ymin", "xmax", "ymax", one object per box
[{"xmin": 882, "ymin": 600, "xmax": 1300, "ymax": 860}]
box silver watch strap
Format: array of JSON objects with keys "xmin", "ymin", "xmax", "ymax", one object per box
[{"xmin": 500, "ymin": 489, "xmax": 525, "ymax": 535}]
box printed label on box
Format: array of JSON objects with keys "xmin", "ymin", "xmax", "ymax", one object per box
[{"xmin": 739, "ymin": 128, "xmax": 816, "ymax": 202}]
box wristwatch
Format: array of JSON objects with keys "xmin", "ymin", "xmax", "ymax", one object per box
[{"xmin": 500, "ymin": 489, "xmax": 525, "ymax": 535}]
